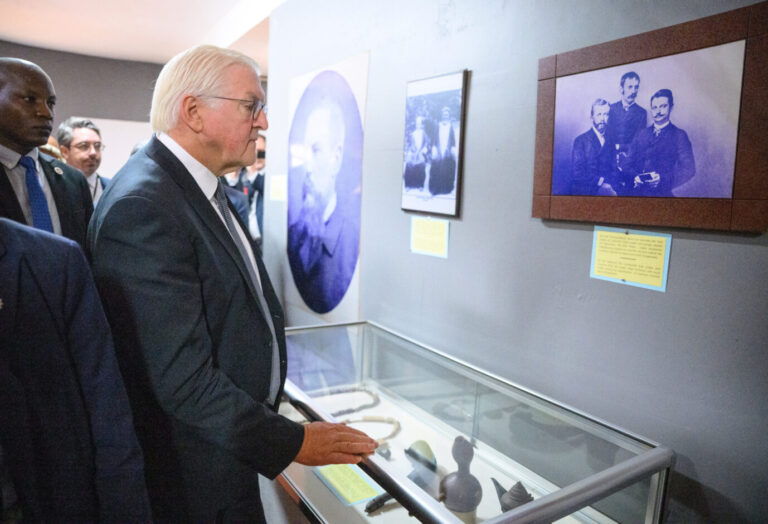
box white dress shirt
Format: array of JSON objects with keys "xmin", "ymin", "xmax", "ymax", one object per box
[
  {"xmin": 156, "ymin": 132, "xmax": 261, "ymax": 287},
  {"xmin": 85, "ymin": 172, "xmax": 104, "ymax": 203}
]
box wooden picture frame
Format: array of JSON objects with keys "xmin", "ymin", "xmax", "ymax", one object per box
[
  {"xmin": 401, "ymin": 70, "xmax": 468, "ymax": 217},
  {"xmin": 532, "ymin": 2, "xmax": 768, "ymax": 232}
]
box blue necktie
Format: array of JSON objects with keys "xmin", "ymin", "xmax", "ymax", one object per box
[{"xmin": 19, "ymin": 156, "xmax": 53, "ymax": 233}]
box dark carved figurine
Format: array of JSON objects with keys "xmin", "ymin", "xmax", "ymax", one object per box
[
  {"xmin": 491, "ymin": 477, "xmax": 534, "ymax": 512},
  {"xmin": 439, "ymin": 436, "xmax": 482, "ymax": 523}
]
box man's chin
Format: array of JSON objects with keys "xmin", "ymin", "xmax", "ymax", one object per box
[{"xmin": 241, "ymin": 151, "xmax": 256, "ymax": 167}]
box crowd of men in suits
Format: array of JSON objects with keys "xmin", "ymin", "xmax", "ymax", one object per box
[
  {"xmin": 570, "ymin": 71, "xmax": 696, "ymax": 197},
  {"xmin": 0, "ymin": 47, "xmax": 377, "ymax": 522}
]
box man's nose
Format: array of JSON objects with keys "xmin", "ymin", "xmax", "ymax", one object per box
[
  {"xmin": 37, "ymin": 103, "xmax": 53, "ymax": 119},
  {"xmin": 254, "ymin": 110, "xmax": 268, "ymax": 131}
]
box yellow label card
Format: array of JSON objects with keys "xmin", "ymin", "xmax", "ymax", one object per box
[
  {"xmin": 591, "ymin": 227, "xmax": 671, "ymax": 291},
  {"xmin": 269, "ymin": 174, "xmax": 287, "ymax": 201},
  {"xmin": 315, "ymin": 464, "xmax": 382, "ymax": 505},
  {"xmin": 411, "ymin": 216, "xmax": 449, "ymax": 258}
]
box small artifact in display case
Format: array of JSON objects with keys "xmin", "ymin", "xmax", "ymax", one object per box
[
  {"xmin": 491, "ymin": 477, "xmax": 534, "ymax": 512},
  {"xmin": 439, "ymin": 436, "xmax": 483, "ymax": 523},
  {"xmin": 281, "ymin": 322, "xmax": 675, "ymax": 522},
  {"xmin": 365, "ymin": 440, "xmax": 438, "ymax": 514}
]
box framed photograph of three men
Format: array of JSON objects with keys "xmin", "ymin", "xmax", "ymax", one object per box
[{"xmin": 532, "ymin": 2, "xmax": 768, "ymax": 232}]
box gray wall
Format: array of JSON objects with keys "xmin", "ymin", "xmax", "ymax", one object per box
[
  {"xmin": 0, "ymin": 40, "xmax": 161, "ymax": 127},
  {"xmin": 265, "ymin": 1, "xmax": 768, "ymax": 521}
]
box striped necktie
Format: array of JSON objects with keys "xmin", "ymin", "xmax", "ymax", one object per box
[{"xmin": 213, "ymin": 182, "xmax": 281, "ymax": 405}]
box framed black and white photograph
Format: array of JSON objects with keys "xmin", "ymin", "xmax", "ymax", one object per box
[
  {"xmin": 401, "ymin": 70, "xmax": 468, "ymax": 217},
  {"xmin": 532, "ymin": 5, "xmax": 768, "ymax": 232},
  {"xmin": 551, "ymin": 41, "xmax": 744, "ymax": 199}
]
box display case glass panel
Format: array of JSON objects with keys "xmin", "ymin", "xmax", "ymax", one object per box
[{"xmin": 279, "ymin": 322, "xmax": 673, "ymax": 524}]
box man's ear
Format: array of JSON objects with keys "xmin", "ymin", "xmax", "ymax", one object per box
[
  {"xmin": 178, "ymin": 94, "xmax": 204, "ymax": 133},
  {"xmin": 60, "ymin": 146, "xmax": 71, "ymax": 162},
  {"xmin": 332, "ymin": 143, "xmax": 344, "ymax": 167}
]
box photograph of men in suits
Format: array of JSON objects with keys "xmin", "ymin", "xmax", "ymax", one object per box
[
  {"xmin": 88, "ymin": 45, "xmax": 375, "ymax": 522},
  {"xmin": 620, "ymin": 89, "xmax": 695, "ymax": 197},
  {"xmin": 0, "ymin": 218, "xmax": 150, "ymax": 522},
  {"xmin": 288, "ymin": 98, "xmax": 361, "ymax": 314},
  {"xmin": 570, "ymin": 99, "xmax": 615, "ymax": 196},
  {"xmin": 606, "ymin": 71, "xmax": 648, "ymax": 194},
  {"xmin": 552, "ymin": 41, "xmax": 741, "ymax": 199},
  {"xmin": 0, "ymin": 58, "xmax": 92, "ymax": 247}
]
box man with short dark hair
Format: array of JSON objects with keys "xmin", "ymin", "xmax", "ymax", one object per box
[
  {"xmin": 56, "ymin": 117, "xmax": 109, "ymax": 203},
  {"xmin": 0, "ymin": 58, "xmax": 92, "ymax": 247},
  {"xmin": 606, "ymin": 71, "xmax": 647, "ymax": 194},
  {"xmin": 571, "ymin": 98, "xmax": 614, "ymax": 195},
  {"xmin": 621, "ymin": 88, "xmax": 696, "ymax": 196}
]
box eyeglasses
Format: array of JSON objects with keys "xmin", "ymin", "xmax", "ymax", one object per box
[
  {"xmin": 198, "ymin": 95, "xmax": 267, "ymax": 121},
  {"xmin": 71, "ymin": 141, "xmax": 105, "ymax": 152}
]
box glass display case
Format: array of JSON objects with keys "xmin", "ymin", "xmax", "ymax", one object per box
[{"xmin": 278, "ymin": 321, "xmax": 674, "ymax": 524}]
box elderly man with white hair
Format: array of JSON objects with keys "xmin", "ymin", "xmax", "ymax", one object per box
[{"xmin": 87, "ymin": 45, "xmax": 376, "ymax": 522}]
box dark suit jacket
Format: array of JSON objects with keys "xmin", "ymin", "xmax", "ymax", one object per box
[
  {"xmin": 571, "ymin": 128, "xmax": 612, "ymax": 195},
  {"xmin": 224, "ymin": 183, "xmax": 249, "ymax": 224},
  {"xmin": 0, "ymin": 152, "xmax": 93, "ymax": 248},
  {"xmin": 0, "ymin": 218, "xmax": 150, "ymax": 522},
  {"xmin": 607, "ymin": 101, "xmax": 647, "ymax": 149},
  {"xmin": 231, "ymin": 168, "xmax": 265, "ymax": 233},
  {"xmin": 245, "ymin": 171, "xmax": 265, "ymax": 234},
  {"xmin": 288, "ymin": 192, "xmax": 360, "ymax": 314},
  {"xmin": 87, "ymin": 136, "xmax": 304, "ymax": 522},
  {"xmin": 623, "ymin": 123, "xmax": 696, "ymax": 197}
]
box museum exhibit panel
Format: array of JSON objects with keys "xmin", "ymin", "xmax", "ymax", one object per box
[{"xmin": 278, "ymin": 322, "xmax": 675, "ymax": 523}]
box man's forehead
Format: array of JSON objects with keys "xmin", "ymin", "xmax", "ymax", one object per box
[
  {"xmin": 0, "ymin": 60, "xmax": 53, "ymax": 89},
  {"xmin": 223, "ymin": 63, "xmax": 263, "ymax": 97},
  {"xmin": 306, "ymin": 107, "xmax": 333, "ymax": 130},
  {"xmin": 72, "ymin": 127, "xmax": 100, "ymax": 139}
]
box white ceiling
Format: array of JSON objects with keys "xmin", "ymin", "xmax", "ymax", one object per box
[{"xmin": 0, "ymin": 0, "xmax": 281, "ymax": 73}]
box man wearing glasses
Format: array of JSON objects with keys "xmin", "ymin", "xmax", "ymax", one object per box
[
  {"xmin": 0, "ymin": 58, "xmax": 93, "ymax": 248},
  {"xmin": 88, "ymin": 45, "xmax": 376, "ymax": 522},
  {"xmin": 56, "ymin": 117, "xmax": 109, "ymax": 203}
]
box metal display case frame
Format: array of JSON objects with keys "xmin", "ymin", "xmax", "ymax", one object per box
[{"xmin": 279, "ymin": 321, "xmax": 674, "ymax": 524}]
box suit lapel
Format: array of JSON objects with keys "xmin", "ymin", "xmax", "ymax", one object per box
[
  {"xmin": 39, "ymin": 156, "xmax": 71, "ymax": 238},
  {"xmin": 145, "ymin": 138, "xmax": 262, "ymax": 308},
  {"xmin": 0, "ymin": 165, "xmax": 25, "ymax": 223},
  {"xmin": 0, "ymin": 226, "xmax": 17, "ymax": 352}
]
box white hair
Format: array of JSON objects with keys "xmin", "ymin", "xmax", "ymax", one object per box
[{"xmin": 150, "ymin": 44, "xmax": 261, "ymax": 133}]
